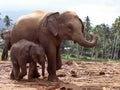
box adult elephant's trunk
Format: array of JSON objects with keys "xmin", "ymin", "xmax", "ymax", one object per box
[{"xmin": 73, "ymin": 32, "xmax": 97, "ymax": 48}]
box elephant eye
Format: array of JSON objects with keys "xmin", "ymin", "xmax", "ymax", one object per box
[{"xmin": 68, "ymin": 24, "xmax": 73, "ymax": 31}]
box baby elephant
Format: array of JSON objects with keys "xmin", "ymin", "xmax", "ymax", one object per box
[{"xmin": 10, "ymin": 39, "xmax": 46, "ymax": 81}]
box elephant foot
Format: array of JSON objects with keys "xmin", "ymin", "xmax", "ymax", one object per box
[
  {"xmin": 32, "ymin": 68, "xmax": 40, "ymax": 78},
  {"xmin": 16, "ymin": 77, "xmax": 22, "ymax": 81},
  {"xmin": 28, "ymin": 78, "xmax": 35, "ymax": 82},
  {"xmin": 10, "ymin": 70, "xmax": 15, "ymax": 80},
  {"xmin": 48, "ymin": 75, "xmax": 59, "ymax": 82},
  {"xmin": 10, "ymin": 75, "xmax": 15, "ymax": 80},
  {"xmin": 56, "ymin": 64, "xmax": 62, "ymax": 70},
  {"xmin": 33, "ymin": 73, "xmax": 40, "ymax": 78}
]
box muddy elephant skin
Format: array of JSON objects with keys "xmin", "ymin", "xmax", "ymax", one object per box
[{"xmin": 10, "ymin": 39, "xmax": 46, "ymax": 81}]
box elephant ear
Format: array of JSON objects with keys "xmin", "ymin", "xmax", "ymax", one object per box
[
  {"xmin": 29, "ymin": 45, "xmax": 38, "ymax": 62},
  {"xmin": 42, "ymin": 12, "xmax": 59, "ymax": 36},
  {"xmin": 25, "ymin": 44, "xmax": 32, "ymax": 54},
  {"xmin": 29, "ymin": 45, "xmax": 36, "ymax": 55}
]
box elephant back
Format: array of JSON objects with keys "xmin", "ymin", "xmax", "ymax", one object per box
[{"xmin": 11, "ymin": 10, "xmax": 48, "ymax": 44}]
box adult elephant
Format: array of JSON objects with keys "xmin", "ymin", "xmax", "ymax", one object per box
[
  {"xmin": 1, "ymin": 30, "xmax": 11, "ymax": 60},
  {"xmin": 11, "ymin": 10, "xmax": 97, "ymax": 81}
]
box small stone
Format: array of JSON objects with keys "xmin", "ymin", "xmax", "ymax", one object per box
[
  {"xmin": 71, "ymin": 70, "xmax": 77, "ymax": 77},
  {"xmin": 60, "ymin": 87, "xmax": 66, "ymax": 90},
  {"xmin": 57, "ymin": 74, "xmax": 66, "ymax": 77},
  {"xmin": 99, "ymin": 71, "xmax": 105, "ymax": 75},
  {"xmin": 67, "ymin": 88, "xmax": 73, "ymax": 90}
]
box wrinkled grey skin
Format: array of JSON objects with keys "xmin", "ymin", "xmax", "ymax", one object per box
[
  {"xmin": 1, "ymin": 30, "xmax": 11, "ymax": 60},
  {"xmin": 10, "ymin": 39, "xmax": 46, "ymax": 81}
]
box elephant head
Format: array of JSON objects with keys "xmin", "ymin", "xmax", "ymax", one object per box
[
  {"xmin": 1, "ymin": 30, "xmax": 11, "ymax": 40},
  {"xmin": 29, "ymin": 44, "xmax": 45, "ymax": 62},
  {"xmin": 42, "ymin": 11, "xmax": 97, "ymax": 48}
]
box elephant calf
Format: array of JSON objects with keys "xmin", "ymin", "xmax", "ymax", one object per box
[{"xmin": 10, "ymin": 39, "xmax": 46, "ymax": 81}]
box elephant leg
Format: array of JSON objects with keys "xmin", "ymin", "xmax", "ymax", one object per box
[
  {"xmin": 2, "ymin": 43, "xmax": 9, "ymax": 60},
  {"xmin": 10, "ymin": 62, "xmax": 20, "ymax": 80},
  {"xmin": 10, "ymin": 56, "xmax": 19, "ymax": 80},
  {"xmin": 17, "ymin": 63, "xmax": 27, "ymax": 81},
  {"xmin": 4, "ymin": 50, "xmax": 8, "ymax": 60},
  {"xmin": 56, "ymin": 46, "xmax": 62, "ymax": 70},
  {"xmin": 1, "ymin": 49, "xmax": 5, "ymax": 60},
  {"xmin": 28, "ymin": 61, "xmax": 36, "ymax": 80},
  {"xmin": 10, "ymin": 69, "xmax": 15, "ymax": 80},
  {"xmin": 5, "ymin": 42, "xmax": 11, "ymax": 60},
  {"xmin": 13, "ymin": 64, "xmax": 20, "ymax": 79},
  {"xmin": 47, "ymin": 47, "xmax": 58, "ymax": 82},
  {"xmin": 1, "ymin": 48, "xmax": 7, "ymax": 60},
  {"xmin": 32, "ymin": 63, "xmax": 40, "ymax": 78},
  {"xmin": 5, "ymin": 50, "xmax": 8, "ymax": 60}
]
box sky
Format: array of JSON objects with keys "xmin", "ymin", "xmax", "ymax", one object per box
[{"xmin": 0, "ymin": 0, "xmax": 120, "ymax": 26}]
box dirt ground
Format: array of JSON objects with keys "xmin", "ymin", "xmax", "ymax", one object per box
[{"xmin": 1, "ymin": 60, "xmax": 120, "ymax": 90}]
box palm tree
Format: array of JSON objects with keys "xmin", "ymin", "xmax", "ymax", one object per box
[{"xmin": 3, "ymin": 15, "xmax": 12, "ymax": 29}]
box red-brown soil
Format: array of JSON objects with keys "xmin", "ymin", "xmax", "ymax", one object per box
[{"xmin": 0, "ymin": 60, "xmax": 120, "ymax": 90}]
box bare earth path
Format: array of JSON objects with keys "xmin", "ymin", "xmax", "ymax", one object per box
[{"xmin": 0, "ymin": 60, "xmax": 120, "ymax": 90}]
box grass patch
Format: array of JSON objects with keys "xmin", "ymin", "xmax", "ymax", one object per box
[
  {"xmin": 0, "ymin": 51, "xmax": 119, "ymax": 62},
  {"xmin": 61, "ymin": 54, "xmax": 120, "ymax": 62}
]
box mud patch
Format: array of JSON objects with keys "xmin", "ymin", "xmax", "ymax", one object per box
[{"xmin": 1, "ymin": 60, "xmax": 120, "ymax": 90}]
